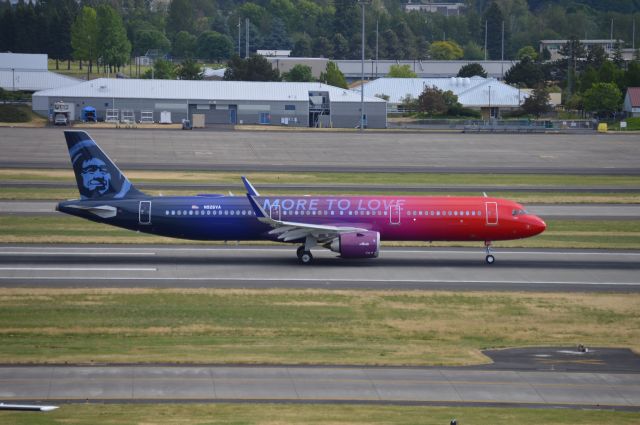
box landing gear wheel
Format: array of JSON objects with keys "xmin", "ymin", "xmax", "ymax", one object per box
[
  {"xmin": 299, "ymin": 251, "xmax": 313, "ymax": 265},
  {"xmin": 296, "ymin": 245, "xmax": 305, "ymax": 259},
  {"xmin": 485, "ymin": 254, "xmax": 495, "ymax": 264}
]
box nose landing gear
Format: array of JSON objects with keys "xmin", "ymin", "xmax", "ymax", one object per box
[{"xmin": 485, "ymin": 241, "xmax": 495, "ymax": 264}]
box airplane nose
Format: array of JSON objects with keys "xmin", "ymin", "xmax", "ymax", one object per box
[{"xmin": 530, "ymin": 216, "xmax": 546, "ymax": 236}]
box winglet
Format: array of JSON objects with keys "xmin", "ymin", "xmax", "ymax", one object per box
[
  {"xmin": 241, "ymin": 176, "xmax": 260, "ymax": 197},
  {"xmin": 246, "ymin": 194, "xmax": 268, "ymax": 219}
]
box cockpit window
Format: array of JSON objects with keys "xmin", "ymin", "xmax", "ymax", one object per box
[{"xmin": 512, "ymin": 209, "xmax": 528, "ymax": 216}]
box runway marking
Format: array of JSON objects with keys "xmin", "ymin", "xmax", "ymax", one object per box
[
  {"xmin": 0, "ymin": 267, "xmax": 157, "ymax": 272},
  {"xmin": 0, "ymin": 251, "xmax": 155, "ymax": 256},
  {"xmin": 0, "ymin": 276, "xmax": 637, "ymax": 286}
]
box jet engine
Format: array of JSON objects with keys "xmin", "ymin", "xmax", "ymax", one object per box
[{"xmin": 327, "ymin": 231, "xmax": 380, "ymax": 258}]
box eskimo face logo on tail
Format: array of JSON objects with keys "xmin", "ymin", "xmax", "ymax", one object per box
[
  {"xmin": 69, "ymin": 138, "xmax": 131, "ymax": 200},
  {"xmin": 80, "ymin": 157, "xmax": 112, "ymax": 196}
]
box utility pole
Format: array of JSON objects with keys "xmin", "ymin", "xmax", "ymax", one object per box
[
  {"xmin": 375, "ymin": 18, "xmax": 379, "ymax": 79},
  {"xmin": 238, "ymin": 18, "xmax": 241, "ymax": 56},
  {"xmin": 501, "ymin": 21, "xmax": 504, "ymax": 78},
  {"xmin": 484, "ymin": 20, "xmax": 488, "ymax": 61},
  {"xmin": 245, "ymin": 18, "xmax": 250, "ymax": 58}
]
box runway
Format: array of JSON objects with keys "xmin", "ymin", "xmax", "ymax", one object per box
[
  {"xmin": 1, "ymin": 127, "xmax": 639, "ymax": 174},
  {"xmin": 2, "ymin": 362, "xmax": 639, "ymax": 410},
  {"xmin": 0, "ymin": 245, "xmax": 638, "ymax": 292}
]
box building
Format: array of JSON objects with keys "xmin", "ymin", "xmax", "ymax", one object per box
[
  {"xmin": 403, "ymin": 1, "xmax": 465, "ymax": 16},
  {"xmin": 539, "ymin": 39, "xmax": 636, "ymax": 61},
  {"xmin": 623, "ymin": 87, "xmax": 640, "ymax": 118},
  {"xmin": 0, "ymin": 53, "xmax": 80, "ymax": 92},
  {"xmin": 32, "ymin": 78, "xmax": 387, "ymax": 128},
  {"xmin": 266, "ymin": 57, "xmax": 517, "ymax": 81},
  {"xmin": 362, "ymin": 77, "xmax": 527, "ymax": 118}
]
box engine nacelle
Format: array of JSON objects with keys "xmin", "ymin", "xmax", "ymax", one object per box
[{"xmin": 328, "ymin": 231, "xmax": 380, "ymax": 258}]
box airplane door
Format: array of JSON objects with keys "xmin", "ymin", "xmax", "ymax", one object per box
[
  {"xmin": 485, "ymin": 202, "xmax": 498, "ymax": 225},
  {"xmin": 269, "ymin": 204, "xmax": 281, "ymax": 221},
  {"xmin": 139, "ymin": 201, "xmax": 151, "ymax": 225},
  {"xmin": 389, "ymin": 204, "xmax": 401, "ymax": 225}
]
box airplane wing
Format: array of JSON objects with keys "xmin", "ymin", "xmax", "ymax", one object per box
[
  {"xmin": 243, "ymin": 179, "xmax": 367, "ymax": 244},
  {"xmin": 0, "ymin": 403, "xmax": 58, "ymax": 412}
]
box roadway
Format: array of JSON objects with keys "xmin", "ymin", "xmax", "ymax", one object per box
[
  {"xmin": 0, "ymin": 245, "xmax": 638, "ymax": 292},
  {"xmin": 1, "ymin": 127, "xmax": 639, "ymax": 174}
]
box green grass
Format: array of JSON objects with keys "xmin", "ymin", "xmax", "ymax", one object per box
[
  {"xmin": 0, "ymin": 289, "xmax": 638, "ymax": 365},
  {"xmin": 1, "ymin": 215, "xmax": 639, "ymax": 249},
  {"xmin": 1, "ymin": 403, "xmax": 639, "ymax": 425}
]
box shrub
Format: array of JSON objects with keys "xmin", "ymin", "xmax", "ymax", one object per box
[{"xmin": 0, "ymin": 105, "xmax": 31, "ymax": 122}]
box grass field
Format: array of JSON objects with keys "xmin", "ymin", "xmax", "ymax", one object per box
[
  {"xmin": 2, "ymin": 403, "xmax": 640, "ymax": 425},
  {"xmin": 0, "ymin": 289, "xmax": 638, "ymax": 365},
  {"xmin": 1, "ymin": 215, "xmax": 639, "ymax": 249}
]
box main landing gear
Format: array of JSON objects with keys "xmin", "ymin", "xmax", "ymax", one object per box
[
  {"xmin": 297, "ymin": 245, "xmax": 313, "ymax": 265},
  {"xmin": 485, "ymin": 241, "xmax": 495, "ymax": 264}
]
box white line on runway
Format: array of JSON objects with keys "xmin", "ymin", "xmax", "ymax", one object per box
[
  {"xmin": 0, "ymin": 276, "xmax": 637, "ymax": 286},
  {"xmin": 0, "ymin": 267, "xmax": 157, "ymax": 271},
  {"xmin": 0, "ymin": 251, "xmax": 155, "ymax": 256}
]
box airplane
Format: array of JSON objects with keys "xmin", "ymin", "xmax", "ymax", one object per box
[{"xmin": 56, "ymin": 130, "xmax": 546, "ymax": 264}]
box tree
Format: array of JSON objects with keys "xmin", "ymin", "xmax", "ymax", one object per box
[
  {"xmin": 283, "ymin": 64, "xmax": 314, "ymax": 82},
  {"xmin": 429, "ymin": 41, "xmax": 464, "ymax": 60},
  {"xmin": 333, "ymin": 33, "xmax": 350, "ymax": 60},
  {"xmin": 71, "ymin": 6, "xmax": 98, "ymax": 75},
  {"xmin": 96, "ymin": 4, "xmax": 131, "ymax": 71},
  {"xmin": 292, "ymin": 33, "xmax": 312, "ymax": 57},
  {"xmin": 583, "ymin": 82, "xmax": 622, "ymax": 117},
  {"xmin": 522, "ymin": 85, "xmax": 551, "ymax": 117},
  {"xmin": 387, "ymin": 64, "xmax": 417, "ymax": 78},
  {"xmin": 504, "ymin": 56, "xmax": 544, "ymax": 88},
  {"xmin": 313, "ymin": 36, "xmax": 333, "ymax": 58},
  {"xmin": 172, "ymin": 31, "xmax": 197, "ymax": 58},
  {"xmin": 457, "ymin": 63, "xmax": 487, "ymax": 78},
  {"xmin": 516, "ymin": 46, "xmax": 538, "ymax": 61},
  {"xmin": 463, "ymin": 41, "xmax": 484, "ymax": 60},
  {"xmin": 134, "ymin": 29, "xmax": 170, "ymax": 56},
  {"xmin": 417, "ymin": 86, "xmax": 448, "ymax": 116},
  {"xmin": 611, "ymin": 40, "xmax": 625, "ymax": 68},
  {"xmin": 176, "ymin": 58, "xmax": 203, "ymax": 80},
  {"xmin": 196, "ymin": 31, "xmax": 233, "ymax": 62},
  {"xmin": 483, "ymin": 2, "xmax": 506, "ymax": 60},
  {"xmin": 166, "ymin": 0, "xmax": 193, "ymax": 38},
  {"xmin": 262, "ymin": 17, "xmax": 291, "ymax": 50},
  {"xmin": 319, "ymin": 61, "xmax": 347, "ymax": 89},
  {"xmin": 223, "ymin": 54, "xmax": 280, "ymax": 81},
  {"xmin": 586, "ymin": 45, "xmax": 607, "ymax": 69},
  {"xmin": 143, "ymin": 58, "xmax": 176, "ymax": 79}
]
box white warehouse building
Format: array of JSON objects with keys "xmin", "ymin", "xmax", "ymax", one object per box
[
  {"xmin": 362, "ymin": 77, "xmax": 527, "ymax": 118},
  {"xmin": 32, "ymin": 78, "xmax": 387, "ymax": 128}
]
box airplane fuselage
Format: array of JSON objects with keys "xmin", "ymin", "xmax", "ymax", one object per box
[{"xmin": 58, "ymin": 194, "xmax": 545, "ymax": 243}]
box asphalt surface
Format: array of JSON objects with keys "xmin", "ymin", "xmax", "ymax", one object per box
[
  {"xmin": 4, "ymin": 180, "xmax": 640, "ymax": 193},
  {"xmin": 0, "ymin": 245, "xmax": 639, "ymax": 292},
  {"xmin": 2, "ymin": 358, "xmax": 639, "ymax": 410},
  {"xmin": 1, "ymin": 127, "xmax": 639, "ymax": 174}
]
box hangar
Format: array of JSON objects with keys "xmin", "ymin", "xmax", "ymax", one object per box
[
  {"xmin": 32, "ymin": 78, "xmax": 387, "ymax": 128},
  {"xmin": 362, "ymin": 76, "xmax": 527, "ymax": 118}
]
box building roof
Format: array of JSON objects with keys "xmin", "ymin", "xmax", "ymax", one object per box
[
  {"xmin": 0, "ymin": 69, "xmax": 81, "ymax": 92},
  {"xmin": 362, "ymin": 77, "xmax": 526, "ymax": 107},
  {"xmin": 0, "ymin": 53, "xmax": 47, "ymax": 70},
  {"xmin": 626, "ymin": 87, "xmax": 640, "ymax": 107},
  {"xmin": 33, "ymin": 78, "xmax": 385, "ymax": 103},
  {"xmin": 334, "ymin": 59, "xmax": 516, "ymax": 79}
]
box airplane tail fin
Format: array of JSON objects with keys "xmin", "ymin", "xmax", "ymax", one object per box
[{"xmin": 64, "ymin": 130, "xmax": 145, "ymax": 200}]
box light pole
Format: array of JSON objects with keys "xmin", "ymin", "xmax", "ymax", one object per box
[
  {"xmin": 358, "ymin": 1, "xmax": 370, "ymax": 132},
  {"xmin": 11, "ymin": 68, "xmax": 15, "ymax": 92}
]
